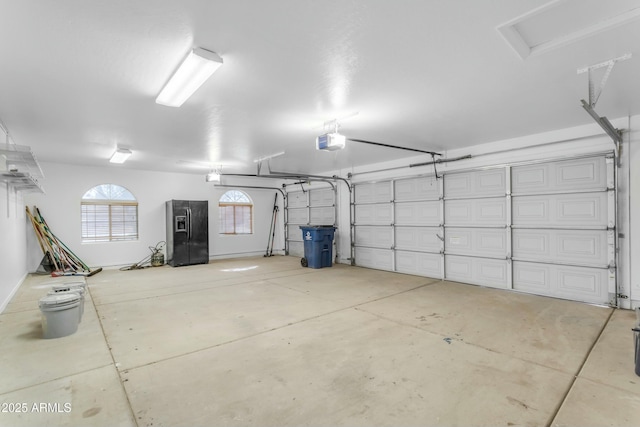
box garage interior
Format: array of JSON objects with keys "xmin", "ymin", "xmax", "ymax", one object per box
[{"xmin": 1, "ymin": 1, "xmax": 640, "ymax": 426}]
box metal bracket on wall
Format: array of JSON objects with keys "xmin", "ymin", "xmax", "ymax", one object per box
[
  {"xmin": 577, "ymin": 54, "xmax": 630, "ymax": 148},
  {"xmin": 253, "ymin": 151, "xmax": 285, "ymax": 175},
  {"xmin": 581, "ymin": 100, "xmax": 622, "ymax": 145},
  {"xmin": 577, "ymin": 53, "xmax": 631, "ymax": 108}
]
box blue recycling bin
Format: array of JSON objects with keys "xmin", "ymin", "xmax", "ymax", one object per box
[{"xmin": 299, "ymin": 226, "xmax": 336, "ymax": 268}]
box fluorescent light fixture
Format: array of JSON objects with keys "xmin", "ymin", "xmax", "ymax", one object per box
[
  {"xmin": 156, "ymin": 47, "xmax": 223, "ymax": 107},
  {"xmin": 109, "ymin": 148, "xmax": 132, "ymax": 164},
  {"xmin": 206, "ymin": 171, "xmax": 221, "ymax": 182}
]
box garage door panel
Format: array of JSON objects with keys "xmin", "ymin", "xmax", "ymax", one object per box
[
  {"xmin": 287, "ymin": 188, "xmax": 335, "ymax": 257},
  {"xmin": 512, "ymin": 192, "xmax": 607, "ymax": 227},
  {"xmin": 355, "ymin": 226, "xmax": 392, "ymax": 248},
  {"xmin": 355, "ymin": 182, "xmax": 391, "ymax": 204},
  {"xmin": 513, "ymin": 262, "xmax": 549, "ymax": 292},
  {"xmin": 309, "ymin": 189, "xmax": 334, "ymax": 207},
  {"xmin": 445, "ymin": 255, "xmax": 472, "ymax": 280},
  {"xmin": 445, "ymin": 169, "xmax": 505, "ymax": 198},
  {"xmin": 476, "ymin": 260, "xmax": 509, "ymax": 289},
  {"xmin": 395, "ymin": 201, "xmax": 440, "ymax": 226},
  {"xmin": 395, "ymin": 176, "xmax": 439, "ymax": 201},
  {"xmin": 355, "ymin": 203, "xmax": 392, "ymax": 225},
  {"xmin": 288, "ymin": 191, "xmax": 307, "ymax": 208},
  {"xmin": 512, "ymin": 157, "xmax": 606, "ymax": 194},
  {"xmin": 395, "ymin": 251, "xmax": 441, "ymax": 277},
  {"xmin": 513, "ymin": 261, "xmax": 608, "ymax": 304},
  {"xmin": 445, "ymin": 198, "xmax": 506, "ymax": 226},
  {"xmin": 512, "ymin": 198, "xmax": 549, "ymax": 223},
  {"xmin": 512, "ymin": 229, "xmax": 607, "ymax": 266},
  {"xmin": 445, "ymin": 255, "xmax": 508, "ymax": 289},
  {"xmin": 288, "ymin": 225, "xmax": 303, "ymax": 242},
  {"xmin": 356, "ymin": 247, "xmax": 393, "ymax": 271},
  {"xmin": 310, "ymin": 207, "xmax": 335, "ymax": 224},
  {"xmin": 478, "ymin": 199, "xmax": 507, "ymax": 223},
  {"xmin": 395, "ymin": 226, "xmax": 441, "ymax": 252},
  {"xmin": 287, "ymin": 208, "xmax": 308, "ymax": 224},
  {"xmin": 445, "ymin": 201, "xmax": 472, "ymax": 223},
  {"xmin": 288, "ymin": 241, "xmax": 304, "ymax": 258},
  {"xmin": 446, "ymin": 228, "xmax": 506, "ymax": 258}
]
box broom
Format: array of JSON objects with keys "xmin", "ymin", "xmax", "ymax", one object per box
[{"xmin": 26, "ymin": 206, "xmax": 103, "ymax": 277}]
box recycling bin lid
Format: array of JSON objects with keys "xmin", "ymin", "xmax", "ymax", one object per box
[{"xmin": 39, "ymin": 293, "xmax": 80, "ymax": 307}]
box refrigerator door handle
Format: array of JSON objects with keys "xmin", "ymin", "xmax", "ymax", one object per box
[{"xmin": 187, "ymin": 207, "xmax": 192, "ymax": 240}]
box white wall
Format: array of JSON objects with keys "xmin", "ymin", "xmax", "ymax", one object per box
[
  {"xmin": 627, "ymin": 115, "xmax": 640, "ymax": 309},
  {"xmin": 330, "ymin": 115, "xmax": 637, "ymax": 308},
  {"xmin": 0, "ymin": 183, "xmax": 28, "ymax": 312},
  {"xmin": 23, "ymin": 162, "xmax": 285, "ymax": 270}
]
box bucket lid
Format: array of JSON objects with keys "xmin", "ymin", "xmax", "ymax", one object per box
[
  {"xmin": 63, "ymin": 282, "xmax": 86, "ymax": 290},
  {"xmin": 39, "ymin": 293, "xmax": 80, "ymax": 306},
  {"xmin": 53, "ymin": 284, "xmax": 85, "ymax": 292},
  {"xmin": 64, "ymin": 281, "xmax": 86, "ymax": 287},
  {"xmin": 48, "ymin": 289, "xmax": 83, "ymax": 297}
]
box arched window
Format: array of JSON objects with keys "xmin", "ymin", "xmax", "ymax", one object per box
[
  {"xmin": 219, "ymin": 190, "xmax": 253, "ymax": 234},
  {"xmin": 81, "ymin": 184, "xmax": 138, "ymax": 242}
]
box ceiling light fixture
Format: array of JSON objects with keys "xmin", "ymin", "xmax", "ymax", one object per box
[
  {"xmin": 109, "ymin": 147, "xmax": 132, "ymax": 164},
  {"xmin": 156, "ymin": 47, "xmax": 223, "ymax": 107}
]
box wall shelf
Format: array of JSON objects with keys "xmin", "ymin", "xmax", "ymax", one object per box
[
  {"xmin": 0, "ymin": 172, "xmax": 44, "ymax": 193},
  {"xmin": 0, "ymin": 143, "xmax": 44, "ymax": 194}
]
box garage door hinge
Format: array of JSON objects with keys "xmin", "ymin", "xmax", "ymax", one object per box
[{"xmin": 617, "ymin": 293, "xmax": 629, "ymax": 299}]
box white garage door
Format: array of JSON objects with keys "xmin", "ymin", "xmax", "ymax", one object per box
[
  {"xmin": 511, "ymin": 156, "xmax": 615, "ymax": 305},
  {"xmin": 354, "ymin": 177, "xmax": 443, "ymax": 277},
  {"xmin": 285, "ymin": 187, "xmax": 336, "ymax": 257},
  {"xmin": 444, "ymin": 168, "xmax": 509, "ymax": 289},
  {"xmin": 352, "ymin": 154, "xmax": 616, "ymax": 305},
  {"xmin": 353, "ymin": 180, "xmax": 395, "ymax": 271}
]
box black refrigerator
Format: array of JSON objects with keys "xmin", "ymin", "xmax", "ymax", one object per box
[{"xmin": 166, "ymin": 200, "xmax": 209, "ymax": 267}]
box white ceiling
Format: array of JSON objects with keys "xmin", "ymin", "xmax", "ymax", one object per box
[{"xmin": 0, "ymin": 0, "xmax": 638, "ymax": 175}]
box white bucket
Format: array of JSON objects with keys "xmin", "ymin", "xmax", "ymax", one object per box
[{"xmin": 39, "ymin": 293, "xmax": 81, "ymax": 339}]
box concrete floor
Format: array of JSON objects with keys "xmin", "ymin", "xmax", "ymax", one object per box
[{"xmin": 1, "ymin": 255, "xmax": 639, "ymax": 427}]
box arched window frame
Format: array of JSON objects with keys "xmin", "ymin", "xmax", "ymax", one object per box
[
  {"xmin": 81, "ymin": 184, "xmax": 139, "ymax": 243},
  {"xmin": 218, "ymin": 190, "xmax": 253, "ymax": 235}
]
